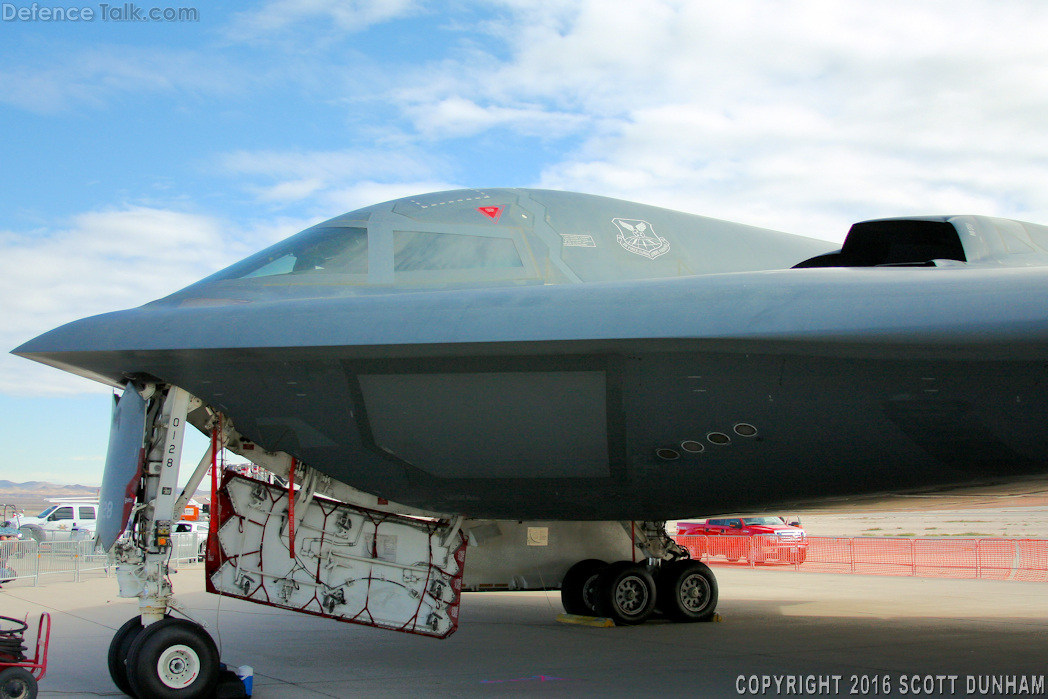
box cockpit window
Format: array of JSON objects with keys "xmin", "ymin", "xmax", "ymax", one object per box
[
  {"xmin": 221, "ymin": 226, "xmax": 368, "ymax": 280},
  {"xmin": 242, "ymin": 255, "xmax": 297, "ymax": 278},
  {"xmin": 393, "ymin": 231, "xmax": 523, "ymax": 271}
]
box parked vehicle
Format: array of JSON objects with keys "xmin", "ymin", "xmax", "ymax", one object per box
[
  {"xmin": 676, "ymin": 516, "xmax": 808, "ymax": 564},
  {"xmin": 174, "ymin": 520, "xmax": 209, "ymax": 560},
  {"xmin": 11, "ymin": 500, "xmax": 98, "ymax": 541}
]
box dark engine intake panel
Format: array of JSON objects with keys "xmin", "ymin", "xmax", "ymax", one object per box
[{"xmin": 794, "ymin": 219, "xmax": 966, "ymax": 268}]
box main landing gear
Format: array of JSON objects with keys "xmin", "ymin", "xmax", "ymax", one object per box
[{"xmin": 560, "ymin": 522, "xmax": 719, "ymax": 625}]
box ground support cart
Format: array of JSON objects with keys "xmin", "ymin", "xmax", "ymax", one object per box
[{"xmin": 0, "ymin": 613, "xmax": 51, "ymax": 699}]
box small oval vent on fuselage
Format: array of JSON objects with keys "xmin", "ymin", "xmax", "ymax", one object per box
[{"xmin": 794, "ymin": 219, "xmax": 966, "ymax": 268}]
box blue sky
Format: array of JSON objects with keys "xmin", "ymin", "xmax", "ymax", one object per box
[{"xmin": 2, "ymin": 0, "xmax": 1048, "ymax": 484}]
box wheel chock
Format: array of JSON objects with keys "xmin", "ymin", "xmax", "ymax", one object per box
[
  {"xmin": 710, "ymin": 613, "xmax": 723, "ymax": 622},
  {"xmin": 555, "ymin": 613, "xmax": 615, "ymax": 627}
]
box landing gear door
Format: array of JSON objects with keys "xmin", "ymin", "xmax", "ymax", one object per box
[
  {"xmin": 207, "ymin": 472, "xmax": 468, "ymax": 639},
  {"xmin": 96, "ymin": 386, "xmax": 148, "ymax": 551}
]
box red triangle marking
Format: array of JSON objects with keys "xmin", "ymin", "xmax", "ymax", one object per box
[{"xmin": 477, "ymin": 206, "xmax": 503, "ymax": 222}]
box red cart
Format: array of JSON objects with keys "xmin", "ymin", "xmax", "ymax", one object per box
[{"xmin": 0, "ymin": 613, "xmax": 50, "ymax": 699}]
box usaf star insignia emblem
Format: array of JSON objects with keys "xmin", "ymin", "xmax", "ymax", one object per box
[{"xmin": 612, "ymin": 218, "xmax": 670, "ymax": 259}]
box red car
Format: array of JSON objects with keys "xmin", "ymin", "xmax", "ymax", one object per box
[{"xmin": 676, "ymin": 516, "xmax": 808, "ymax": 564}]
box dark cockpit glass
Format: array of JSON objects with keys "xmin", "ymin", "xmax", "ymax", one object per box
[
  {"xmin": 216, "ymin": 226, "xmax": 368, "ymax": 280},
  {"xmin": 393, "ymin": 231, "xmax": 524, "ymax": 271}
]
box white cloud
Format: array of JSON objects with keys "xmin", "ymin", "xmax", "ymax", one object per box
[
  {"xmin": 0, "ymin": 46, "xmax": 251, "ymax": 113},
  {"xmin": 254, "ymin": 178, "xmax": 328, "ymax": 203},
  {"xmin": 9, "ymin": 0, "xmax": 1047, "ymax": 244},
  {"xmin": 229, "ymin": 0, "xmax": 422, "ymax": 40},
  {"xmin": 221, "ymin": 147, "xmax": 454, "ymax": 209},
  {"xmin": 222, "ymin": 148, "xmax": 431, "ymax": 181},
  {"xmin": 408, "ymin": 96, "xmax": 590, "ymax": 139},
  {"xmin": 323, "ymin": 180, "xmax": 464, "ymax": 212},
  {"xmin": 0, "ymin": 207, "xmax": 314, "ymax": 396},
  {"xmin": 379, "ymin": 0, "xmax": 1048, "ymax": 238}
]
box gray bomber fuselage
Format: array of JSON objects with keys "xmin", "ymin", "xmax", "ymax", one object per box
[{"xmin": 14, "ymin": 189, "xmax": 1048, "ymax": 519}]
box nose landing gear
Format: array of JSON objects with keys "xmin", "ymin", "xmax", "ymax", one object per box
[{"xmin": 100, "ymin": 385, "xmax": 224, "ymax": 698}]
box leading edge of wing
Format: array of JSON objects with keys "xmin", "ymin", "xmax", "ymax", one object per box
[{"xmin": 13, "ymin": 265, "xmax": 1048, "ymax": 371}]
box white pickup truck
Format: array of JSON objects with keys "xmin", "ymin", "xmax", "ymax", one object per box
[{"xmin": 13, "ymin": 499, "xmax": 99, "ymax": 540}]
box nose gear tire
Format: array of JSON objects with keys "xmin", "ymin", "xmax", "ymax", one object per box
[
  {"xmin": 126, "ymin": 618, "xmax": 219, "ymax": 699},
  {"xmin": 108, "ymin": 616, "xmax": 145, "ymax": 698}
]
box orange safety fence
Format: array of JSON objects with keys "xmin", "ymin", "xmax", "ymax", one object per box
[{"xmin": 673, "ymin": 535, "xmax": 1048, "ymax": 582}]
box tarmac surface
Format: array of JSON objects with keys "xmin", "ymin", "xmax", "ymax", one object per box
[{"xmin": 2, "ymin": 563, "xmax": 1046, "ymax": 699}]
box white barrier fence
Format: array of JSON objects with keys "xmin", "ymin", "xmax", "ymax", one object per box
[
  {"xmin": 0, "ymin": 533, "xmax": 205, "ymax": 586},
  {"xmin": 27, "ymin": 529, "xmax": 96, "ymax": 543}
]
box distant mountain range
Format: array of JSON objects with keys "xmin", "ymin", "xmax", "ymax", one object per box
[
  {"xmin": 0, "ymin": 480, "xmax": 99, "ymax": 495},
  {"xmin": 0, "ymin": 481, "xmax": 214, "ymax": 508}
]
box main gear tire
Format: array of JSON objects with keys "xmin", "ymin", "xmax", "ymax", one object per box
[
  {"xmin": 594, "ymin": 561, "xmax": 657, "ymax": 626},
  {"xmin": 560, "ymin": 559, "xmax": 608, "ymax": 616},
  {"xmin": 657, "ymin": 559, "xmax": 718, "ymax": 623}
]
